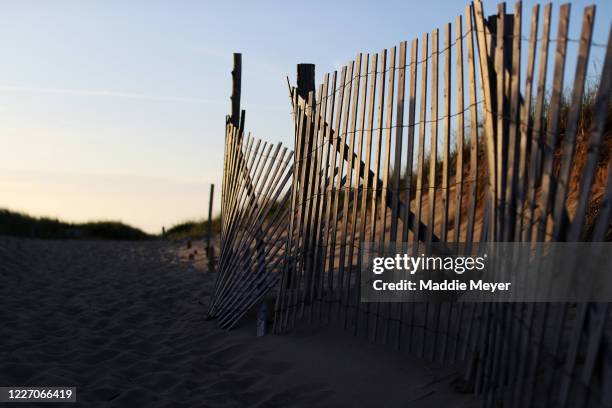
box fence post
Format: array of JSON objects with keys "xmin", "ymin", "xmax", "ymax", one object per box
[
  {"xmin": 231, "ymin": 53, "xmax": 242, "ymax": 127},
  {"xmin": 207, "ymin": 184, "xmax": 216, "ymax": 272},
  {"xmin": 294, "ymin": 63, "xmax": 315, "ymax": 201},
  {"xmin": 297, "ymin": 63, "xmax": 316, "ymax": 101}
]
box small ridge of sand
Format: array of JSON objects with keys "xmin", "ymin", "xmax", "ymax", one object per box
[{"xmin": 0, "ymin": 238, "xmax": 477, "ymax": 407}]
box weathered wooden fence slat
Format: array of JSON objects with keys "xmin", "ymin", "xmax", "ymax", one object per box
[
  {"xmin": 338, "ymin": 54, "xmax": 362, "ymax": 325},
  {"xmin": 355, "ymin": 53, "xmax": 377, "ymax": 337},
  {"xmin": 523, "ymin": 3, "xmax": 552, "ymax": 243}
]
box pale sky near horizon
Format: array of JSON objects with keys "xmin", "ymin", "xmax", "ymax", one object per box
[{"xmin": 0, "ymin": 0, "xmax": 610, "ymax": 234}]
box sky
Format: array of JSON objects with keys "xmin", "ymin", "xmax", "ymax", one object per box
[{"xmin": 0, "ymin": 0, "xmax": 610, "ymax": 234}]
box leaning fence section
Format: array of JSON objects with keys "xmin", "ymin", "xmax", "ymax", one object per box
[
  {"xmin": 273, "ymin": 1, "xmax": 612, "ymax": 407},
  {"xmin": 208, "ymin": 118, "xmax": 293, "ymax": 329}
]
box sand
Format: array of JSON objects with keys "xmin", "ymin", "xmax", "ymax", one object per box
[{"xmin": 0, "ymin": 237, "xmax": 478, "ymax": 407}]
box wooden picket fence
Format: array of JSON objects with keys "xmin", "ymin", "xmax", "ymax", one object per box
[{"xmin": 212, "ymin": 1, "xmax": 612, "ymax": 406}]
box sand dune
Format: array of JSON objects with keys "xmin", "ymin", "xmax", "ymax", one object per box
[{"xmin": 0, "ymin": 238, "xmax": 477, "ymax": 407}]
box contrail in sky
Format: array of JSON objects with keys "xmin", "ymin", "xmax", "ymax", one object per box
[
  {"xmin": 0, "ymin": 85, "xmax": 226, "ymax": 105},
  {"xmin": 0, "ymin": 84, "xmax": 288, "ymax": 110}
]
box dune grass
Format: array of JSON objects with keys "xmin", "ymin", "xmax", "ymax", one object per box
[
  {"xmin": 0, "ymin": 208, "xmax": 222, "ymax": 241},
  {"xmin": 163, "ymin": 217, "xmax": 221, "ymax": 241},
  {"xmin": 0, "ymin": 209, "xmax": 151, "ymax": 241}
]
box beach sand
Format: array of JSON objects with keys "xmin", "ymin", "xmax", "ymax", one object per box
[{"xmin": 0, "ymin": 237, "xmax": 478, "ymax": 407}]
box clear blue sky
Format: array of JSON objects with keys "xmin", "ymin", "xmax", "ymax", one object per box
[{"xmin": 0, "ymin": 0, "xmax": 609, "ymax": 233}]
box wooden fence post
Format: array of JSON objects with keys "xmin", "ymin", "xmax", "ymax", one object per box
[
  {"xmin": 297, "ymin": 63, "xmax": 316, "ymax": 101},
  {"xmin": 295, "ymin": 64, "xmax": 315, "ymax": 187},
  {"xmin": 231, "ymin": 53, "xmax": 242, "ymax": 127},
  {"xmin": 207, "ymin": 184, "xmax": 216, "ymax": 272}
]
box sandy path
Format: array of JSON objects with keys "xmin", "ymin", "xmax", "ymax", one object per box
[{"xmin": 0, "ymin": 238, "xmax": 477, "ymax": 407}]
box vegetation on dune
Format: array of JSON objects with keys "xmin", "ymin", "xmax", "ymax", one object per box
[
  {"xmin": 163, "ymin": 217, "xmax": 221, "ymax": 241},
  {"xmin": 0, "ymin": 209, "xmax": 151, "ymax": 241},
  {"xmin": 0, "ymin": 208, "xmax": 221, "ymax": 241}
]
